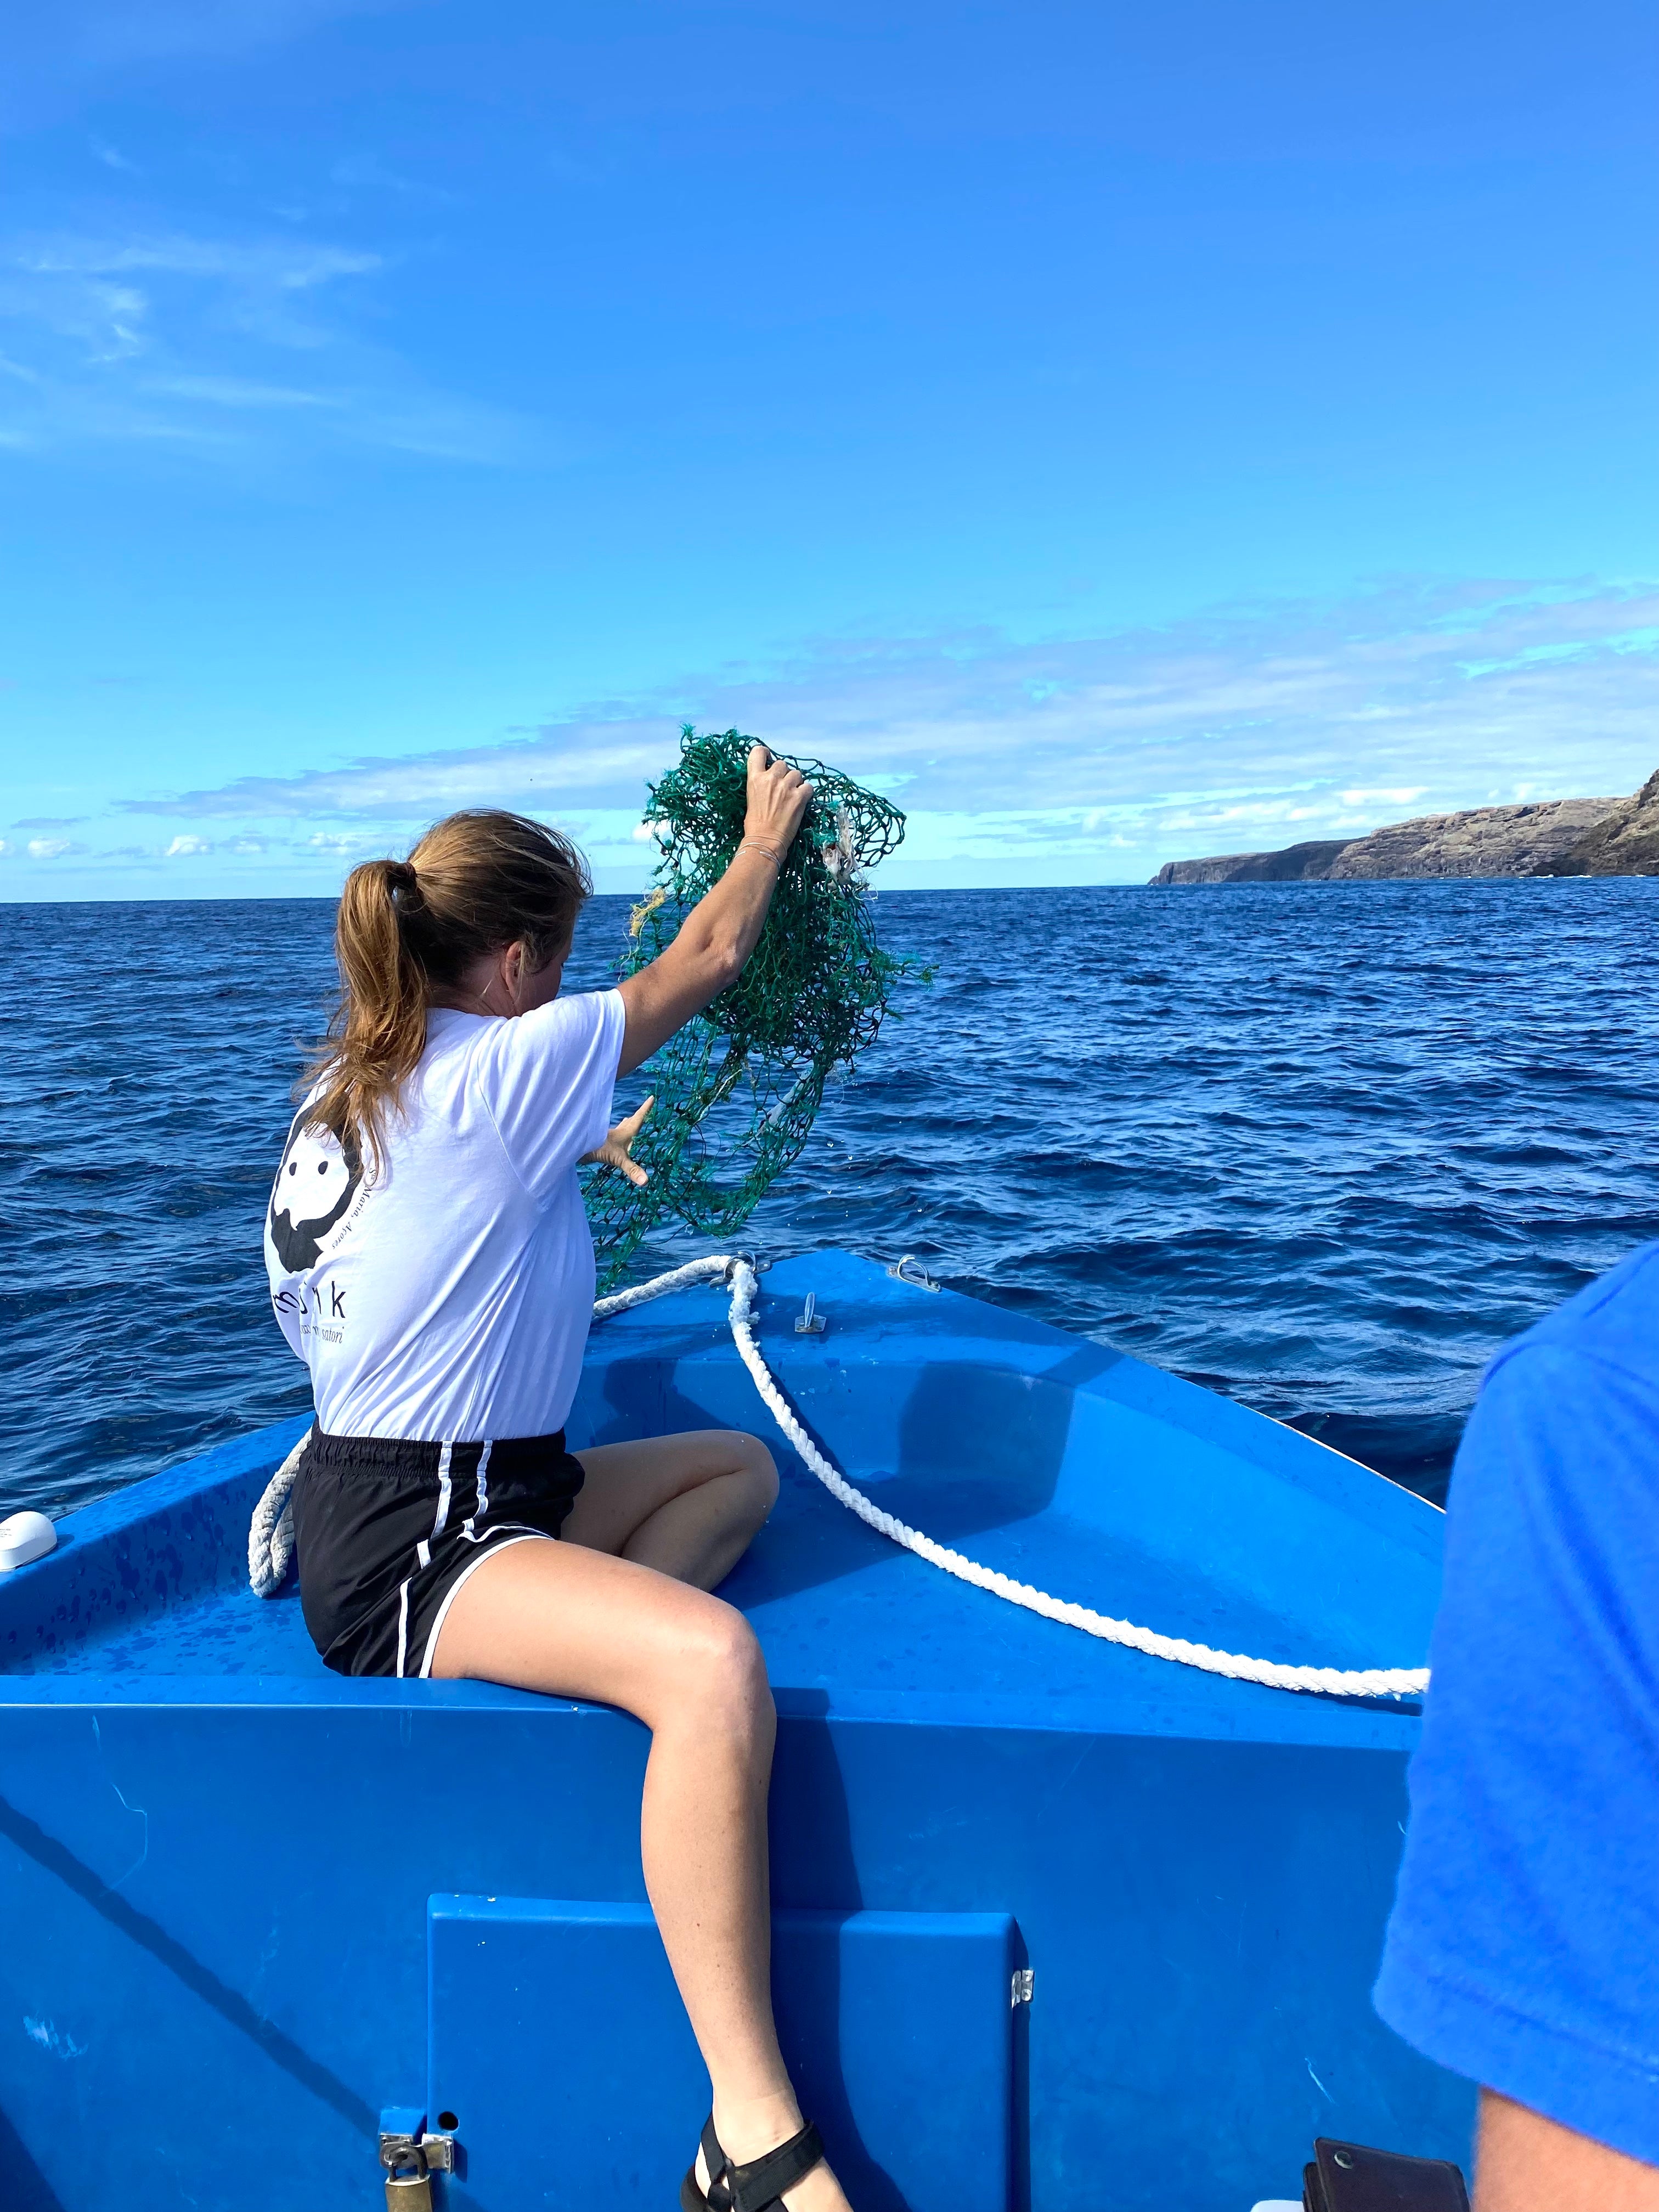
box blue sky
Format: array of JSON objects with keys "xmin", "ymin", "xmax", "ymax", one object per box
[{"xmin": 2, "ymin": 0, "xmax": 1655, "ymax": 896}]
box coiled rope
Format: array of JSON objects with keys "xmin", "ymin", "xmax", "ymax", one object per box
[
  {"xmin": 249, "ymin": 1441, "xmax": 305, "ymax": 1599},
  {"xmin": 251, "ymin": 1255, "xmax": 1430, "ymax": 1701}
]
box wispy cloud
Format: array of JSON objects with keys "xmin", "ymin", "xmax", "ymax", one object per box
[
  {"xmin": 329, "ymin": 151, "xmax": 458, "ymax": 206},
  {"xmin": 143, "ymin": 374, "xmax": 340, "ymax": 409},
  {"xmin": 1340, "ymin": 787, "xmax": 1426, "ymax": 807},
  {"xmin": 124, "ymin": 723, "xmax": 673, "ymax": 821},
  {"xmin": 104, "ymin": 579, "xmax": 1659, "ymax": 881},
  {"xmin": 64, "ymin": 1, "xmax": 407, "ymax": 71},
  {"xmin": 4, "ymin": 232, "xmax": 382, "ymax": 350},
  {"xmin": 0, "ymin": 225, "xmax": 537, "ymax": 464},
  {"xmin": 4, "ymin": 4, "xmax": 415, "ymax": 137}
]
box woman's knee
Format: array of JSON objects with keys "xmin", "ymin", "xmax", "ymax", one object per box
[
  {"xmin": 674, "ymin": 1600, "xmax": 774, "ymax": 1736},
  {"xmin": 726, "ymin": 1432, "xmax": 780, "ymax": 1523}
]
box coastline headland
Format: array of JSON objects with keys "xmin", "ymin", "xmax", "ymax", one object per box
[{"xmin": 1152, "ymin": 771, "xmax": 1659, "ymax": 884}]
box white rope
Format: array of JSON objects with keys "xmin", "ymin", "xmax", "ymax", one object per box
[
  {"xmin": 249, "ymin": 1434, "xmax": 308, "ymax": 1599},
  {"xmin": 720, "ymin": 1262, "xmax": 1427, "ymax": 1701},
  {"xmin": 249, "ymin": 1251, "xmax": 1431, "ymax": 1700},
  {"xmin": 592, "ymin": 1253, "xmax": 735, "ymax": 1319}
]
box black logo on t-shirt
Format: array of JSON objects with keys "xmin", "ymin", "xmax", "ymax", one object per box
[{"xmin": 268, "ymin": 1113, "xmax": 363, "ymax": 1272}]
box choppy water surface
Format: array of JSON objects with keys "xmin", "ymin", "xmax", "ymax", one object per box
[{"xmin": 5, "ymin": 879, "xmax": 1658, "ymax": 1522}]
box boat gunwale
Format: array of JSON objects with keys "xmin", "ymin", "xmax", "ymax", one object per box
[{"xmin": 0, "ymin": 1254, "xmax": 1437, "ymax": 1751}]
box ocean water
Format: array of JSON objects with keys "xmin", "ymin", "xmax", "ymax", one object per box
[{"xmin": 5, "ymin": 879, "xmax": 1658, "ymax": 1526}]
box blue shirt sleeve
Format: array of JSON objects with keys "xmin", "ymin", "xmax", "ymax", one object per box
[{"xmin": 1373, "ymin": 1320, "xmax": 1659, "ymax": 2165}]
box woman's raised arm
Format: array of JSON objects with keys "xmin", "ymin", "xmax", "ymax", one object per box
[{"xmin": 616, "ymin": 745, "xmax": 814, "ymax": 1077}]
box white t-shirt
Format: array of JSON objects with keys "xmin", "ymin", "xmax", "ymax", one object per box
[{"xmin": 264, "ymin": 989, "xmax": 625, "ymax": 1442}]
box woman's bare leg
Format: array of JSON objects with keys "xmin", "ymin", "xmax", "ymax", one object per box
[
  {"xmin": 430, "ymin": 1535, "xmax": 849, "ymax": 2211},
  {"xmin": 564, "ymin": 1427, "xmax": 779, "ymax": 1588}
]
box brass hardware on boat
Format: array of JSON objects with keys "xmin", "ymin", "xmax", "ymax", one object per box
[
  {"xmin": 380, "ymin": 2127, "xmax": 455, "ymax": 2211},
  {"xmin": 795, "ymin": 1292, "xmax": 827, "ymax": 1335}
]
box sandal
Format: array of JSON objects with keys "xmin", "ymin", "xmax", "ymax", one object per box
[{"xmin": 680, "ymin": 2114, "xmax": 826, "ymax": 2212}]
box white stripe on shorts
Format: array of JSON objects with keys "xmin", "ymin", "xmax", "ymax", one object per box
[
  {"xmin": 462, "ymin": 1438, "xmax": 493, "ymax": 1543},
  {"xmin": 417, "ymin": 1528, "xmax": 550, "ymax": 1679},
  {"xmin": 416, "ymin": 1440, "xmax": 455, "ymax": 1570}
]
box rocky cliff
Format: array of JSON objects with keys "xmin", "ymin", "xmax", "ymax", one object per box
[
  {"xmin": 1151, "ymin": 792, "xmax": 1632, "ymax": 885},
  {"xmin": 1152, "ymin": 839, "xmax": 1352, "ymax": 885},
  {"xmin": 1554, "ymin": 769, "xmax": 1659, "ymax": 876}
]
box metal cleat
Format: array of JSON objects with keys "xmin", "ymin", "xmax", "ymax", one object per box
[{"xmin": 887, "ymin": 1254, "xmax": 939, "ymax": 1291}]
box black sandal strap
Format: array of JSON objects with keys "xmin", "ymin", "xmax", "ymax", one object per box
[
  {"xmin": 698, "ymin": 2116, "xmax": 826, "ymax": 2212},
  {"xmin": 701, "ymin": 2117, "xmax": 731, "ymax": 2211},
  {"xmin": 728, "ymin": 2120, "xmax": 826, "ymax": 2212}
]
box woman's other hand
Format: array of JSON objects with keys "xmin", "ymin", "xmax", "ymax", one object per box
[
  {"xmin": 582, "ymin": 1095, "xmax": 653, "ymax": 1187},
  {"xmin": 743, "ymin": 744, "xmax": 814, "ymax": 859}
]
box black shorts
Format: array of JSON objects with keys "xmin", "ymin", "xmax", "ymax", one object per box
[{"xmin": 291, "ymin": 1429, "xmax": 586, "ymax": 1678}]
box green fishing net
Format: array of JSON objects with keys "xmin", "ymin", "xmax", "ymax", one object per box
[{"xmin": 583, "ymin": 726, "xmax": 921, "ymax": 1288}]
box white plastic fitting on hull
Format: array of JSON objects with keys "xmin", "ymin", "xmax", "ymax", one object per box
[{"xmin": 0, "ymin": 1510, "xmax": 56, "ymax": 1571}]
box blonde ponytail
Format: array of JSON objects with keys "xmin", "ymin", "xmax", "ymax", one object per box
[{"xmin": 303, "ymin": 811, "xmax": 591, "ymax": 1167}]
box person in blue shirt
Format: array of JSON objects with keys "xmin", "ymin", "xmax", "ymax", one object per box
[{"xmin": 1374, "ymin": 1242, "xmax": 1659, "ymax": 2210}]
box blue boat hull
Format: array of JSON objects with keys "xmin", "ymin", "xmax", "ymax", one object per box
[{"xmin": 0, "ymin": 1251, "xmax": 1473, "ymax": 2210}]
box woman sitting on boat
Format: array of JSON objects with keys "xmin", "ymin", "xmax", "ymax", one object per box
[{"xmin": 263, "ymin": 746, "xmax": 849, "ymax": 2212}]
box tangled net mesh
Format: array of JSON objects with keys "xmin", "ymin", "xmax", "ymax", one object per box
[{"xmin": 583, "ymin": 726, "xmax": 922, "ymax": 1288}]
